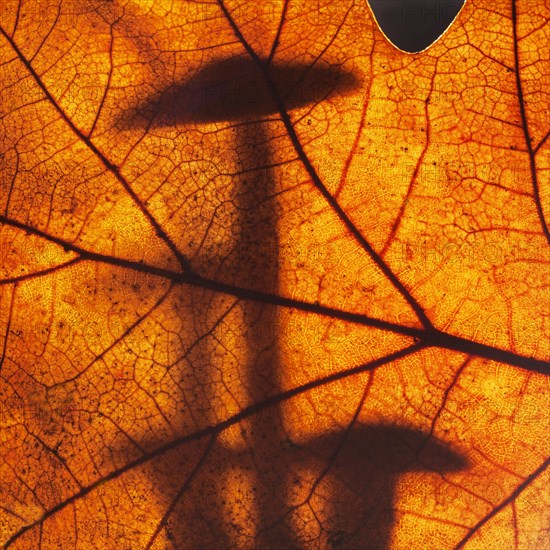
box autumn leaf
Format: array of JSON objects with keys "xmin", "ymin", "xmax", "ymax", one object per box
[{"xmin": 0, "ymin": 0, "xmax": 548, "ymax": 548}]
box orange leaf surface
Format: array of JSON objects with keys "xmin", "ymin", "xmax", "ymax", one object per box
[{"xmin": 0, "ymin": 0, "xmax": 548, "ymax": 548}]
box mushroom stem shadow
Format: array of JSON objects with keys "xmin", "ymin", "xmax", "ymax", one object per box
[{"xmin": 229, "ymin": 120, "xmax": 295, "ymax": 547}]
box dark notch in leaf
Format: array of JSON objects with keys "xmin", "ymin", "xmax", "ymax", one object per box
[
  {"xmin": 122, "ymin": 57, "xmax": 361, "ymax": 126},
  {"xmin": 367, "ymin": 0, "xmax": 466, "ymax": 53}
]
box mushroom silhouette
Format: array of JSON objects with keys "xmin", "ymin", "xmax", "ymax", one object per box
[
  {"xmin": 120, "ymin": 58, "xmax": 367, "ymax": 548},
  {"xmin": 297, "ymin": 423, "xmax": 468, "ymax": 549},
  {"xmin": 168, "ymin": 422, "xmax": 468, "ymax": 549},
  {"xmin": 117, "ymin": 60, "xmax": 467, "ymax": 549},
  {"xmin": 173, "ymin": 57, "xmax": 358, "ymax": 548}
]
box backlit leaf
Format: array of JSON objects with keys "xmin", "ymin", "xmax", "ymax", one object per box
[{"xmin": 0, "ymin": 0, "xmax": 548, "ymax": 548}]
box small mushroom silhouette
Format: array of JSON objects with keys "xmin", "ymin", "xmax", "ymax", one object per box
[
  {"xmin": 187, "ymin": 422, "xmax": 468, "ymax": 549},
  {"xmin": 300, "ymin": 423, "xmax": 468, "ymax": 549}
]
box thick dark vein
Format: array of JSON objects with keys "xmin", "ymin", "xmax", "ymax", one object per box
[
  {"xmin": 187, "ymin": 275, "xmax": 549, "ymax": 374},
  {"xmin": 421, "ymin": 331, "xmax": 548, "ymax": 375},
  {"xmin": 1, "ymin": 215, "xmax": 548, "ymax": 375},
  {"xmin": 454, "ymin": 456, "xmax": 550, "ymax": 549},
  {"xmin": 215, "ymin": 0, "xmax": 435, "ymax": 331},
  {"xmin": 3, "ymin": 343, "xmax": 423, "ymax": 548},
  {"xmin": 0, "ymin": 25, "xmax": 191, "ymax": 271},
  {"xmin": 511, "ymin": 0, "xmax": 550, "ymax": 243},
  {"xmin": 185, "ymin": 271, "xmax": 425, "ymax": 338},
  {"xmin": 0, "ymin": 215, "xmax": 424, "ymax": 337},
  {"xmin": 0, "ymin": 215, "xmax": 175, "ymax": 277}
]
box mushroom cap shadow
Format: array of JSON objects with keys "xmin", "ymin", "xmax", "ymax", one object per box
[
  {"xmin": 308, "ymin": 423, "xmax": 468, "ymax": 476},
  {"xmin": 120, "ymin": 57, "xmax": 361, "ymax": 127}
]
